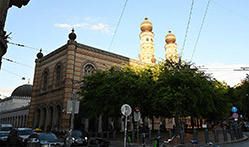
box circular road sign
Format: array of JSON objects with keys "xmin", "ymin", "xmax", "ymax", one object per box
[
  {"xmin": 233, "ymin": 113, "xmax": 239, "ymax": 119},
  {"xmin": 121, "ymin": 104, "xmax": 132, "ymax": 116},
  {"xmin": 231, "ymin": 107, "xmax": 237, "ymax": 112}
]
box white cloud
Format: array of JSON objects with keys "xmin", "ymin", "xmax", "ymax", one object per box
[
  {"xmin": 54, "ymin": 23, "xmax": 71, "ymax": 28},
  {"xmin": 54, "ymin": 17, "xmax": 112, "ymax": 35},
  {"xmin": 90, "ymin": 23, "xmax": 110, "ymax": 34},
  {"xmin": 73, "ymin": 23, "xmax": 89, "ymax": 28}
]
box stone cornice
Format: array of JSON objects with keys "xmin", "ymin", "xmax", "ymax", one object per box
[{"xmin": 36, "ymin": 42, "xmax": 131, "ymax": 63}]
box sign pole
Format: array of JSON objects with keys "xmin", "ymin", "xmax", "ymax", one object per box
[
  {"xmin": 124, "ymin": 115, "xmax": 127, "ymax": 147},
  {"xmin": 121, "ymin": 104, "xmax": 132, "ymax": 147}
]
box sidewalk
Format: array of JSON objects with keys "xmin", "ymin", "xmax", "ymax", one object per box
[{"xmin": 108, "ymin": 131, "xmax": 248, "ymax": 147}]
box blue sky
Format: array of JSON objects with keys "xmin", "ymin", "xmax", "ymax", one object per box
[{"xmin": 1, "ymin": 0, "xmax": 249, "ymax": 97}]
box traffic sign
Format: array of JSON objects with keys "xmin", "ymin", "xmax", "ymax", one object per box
[
  {"xmin": 232, "ymin": 113, "xmax": 239, "ymax": 119},
  {"xmin": 231, "ymin": 107, "xmax": 237, "ymax": 112},
  {"xmin": 134, "ymin": 112, "xmax": 141, "ymax": 122},
  {"xmin": 121, "ymin": 104, "xmax": 132, "ymax": 116}
]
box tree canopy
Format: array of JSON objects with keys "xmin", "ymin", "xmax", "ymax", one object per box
[{"xmin": 76, "ymin": 60, "xmax": 233, "ymax": 129}]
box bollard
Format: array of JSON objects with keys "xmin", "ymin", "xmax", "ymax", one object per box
[
  {"xmin": 149, "ymin": 130, "xmax": 152, "ymax": 144},
  {"xmin": 223, "ymin": 127, "xmax": 228, "ymax": 142},
  {"xmin": 101, "ymin": 132, "xmax": 104, "ymax": 138},
  {"xmin": 169, "ymin": 129, "xmax": 173, "ymax": 145},
  {"xmin": 193, "ymin": 129, "xmax": 198, "ymax": 141},
  {"xmin": 230, "ymin": 126, "xmax": 234, "ymax": 140},
  {"xmin": 157, "ymin": 129, "xmax": 161, "ymax": 136},
  {"xmin": 180, "ymin": 130, "xmax": 185, "ymax": 144},
  {"xmin": 235, "ymin": 125, "xmax": 239, "ymax": 139},
  {"xmin": 132, "ymin": 131, "xmax": 135, "ymax": 143},
  {"xmin": 90, "ymin": 130, "xmax": 93, "ymax": 137},
  {"xmin": 214, "ymin": 128, "xmax": 219, "ymax": 143},
  {"xmin": 204, "ymin": 128, "xmax": 209, "ymax": 143},
  {"xmin": 107, "ymin": 130, "xmax": 109, "ymax": 140},
  {"xmin": 240, "ymin": 126, "xmax": 244, "ymax": 138},
  {"xmin": 238, "ymin": 126, "xmax": 243, "ymax": 139},
  {"xmin": 141, "ymin": 133, "xmax": 146, "ymax": 147},
  {"xmin": 95, "ymin": 131, "xmax": 98, "ymax": 137},
  {"xmin": 113, "ymin": 130, "xmax": 116, "ymax": 140}
]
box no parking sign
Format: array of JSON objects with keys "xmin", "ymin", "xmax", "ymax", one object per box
[{"xmin": 233, "ymin": 113, "xmax": 239, "ymax": 119}]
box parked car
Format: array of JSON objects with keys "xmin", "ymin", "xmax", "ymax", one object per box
[
  {"xmin": 0, "ymin": 124, "xmax": 12, "ymax": 131},
  {"xmin": 7, "ymin": 128, "xmax": 34, "ymax": 147},
  {"xmin": 243, "ymin": 122, "xmax": 249, "ymax": 131},
  {"xmin": 88, "ymin": 137, "xmax": 110, "ymax": 147},
  {"xmin": 0, "ymin": 131, "xmax": 10, "ymax": 146},
  {"xmin": 26, "ymin": 132, "xmax": 64, "ymax": 147},
  {"xmin": 71, "ymin": 130, "xmax": 88, "ymax": 146}
]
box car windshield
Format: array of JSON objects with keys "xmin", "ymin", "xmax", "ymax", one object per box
[
  {"xmin": 0, "ymin": 132, "xmax": 9, "ymax": 137},
  {"xmin": 19, "ymin": 130, "xmax": 34, "ymax": 135},
  {"xmin": 72, "ymin": 130, "xmax": 82, "ymax": 137},
  {"xmin": 38, "ymin": 133, "xmax": 57, "ymax": 141}
]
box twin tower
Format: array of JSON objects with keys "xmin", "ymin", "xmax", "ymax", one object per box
[{"xmin": 139, "ymin": 17, "xmax": 178, "ymax": 63}]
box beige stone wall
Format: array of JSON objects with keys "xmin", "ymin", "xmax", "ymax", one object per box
[{"xmin": 28, "ymin": 42, "xmax": 133, "ymax": 130}]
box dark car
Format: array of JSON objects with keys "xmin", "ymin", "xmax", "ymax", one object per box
[
  {"xmin": 243, "ymin": 122, "xmax": 249, "ymax": 131},
  {"xmin": 7, "ymin": 128, "xmax": 34, "ymax": 147},
  {"xmin": 0, "ymin": 131, "xmax": 10, "ymax": 146},
  {"xmin": 88, "ymin": 137, "xmax": 110, "ymax": 147},
  {"xmin": 26, "ymin": 132, "xmax": 64, "ymax": 147},
  {"xmin": 70, "ymin": 130, "xmax": 88, "ymax": 146}
]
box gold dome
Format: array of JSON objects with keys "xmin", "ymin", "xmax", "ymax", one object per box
[
  {"xmin": 140, "ymin": 17, "xmax": 153, "ymax": 32},
  {"xmin": 165, "ymin": 30, "xmax": 176, "ymax": 43}
]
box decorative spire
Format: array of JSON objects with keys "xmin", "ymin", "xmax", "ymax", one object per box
[
  {"xmin": 36, "ymin": 49, "xmax": 43, "ymax": 59},
  {"xmin": 68, "ymin": 28, "xmax": 77, "ymax": 41}
]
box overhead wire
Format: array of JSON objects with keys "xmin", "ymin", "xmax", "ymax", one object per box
[
  {"xmin": 7, "ymin": 41, "xmax": 49, "ymax": 53},
  {"xmin": 108, "ymin": 0, "xmax": 129, "ymax": 51},
  {"xmin": 190, "ymin": 0, "xmax": 211, "ymax": 62},
  {"xmin": 180, "ymin": 0, "xmax": 195, "ymax": 59},
  {"xmin": 211, "ymin": 0, "xmax": 249, "ymax": 21},
  {"xmin": 2, "ymin": 68, "xmax": 26, "ymax": 80},
  {"xmin": 2, "ymin": 57, "xmax": 34, "ymax": 69}
]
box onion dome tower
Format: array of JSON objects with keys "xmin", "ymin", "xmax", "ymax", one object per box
[
  {"xmin": 165, "ymin": 30, "xmax": 178, "ymax": 62},
  {"xmin": 139, "ymin": 17, "xmax": 155, "ymax": 63}
]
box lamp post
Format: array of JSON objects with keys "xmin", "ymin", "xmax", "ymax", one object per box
[{"xmin": 66, "ymin": 29, "xmax": 77, "ymax": 147}]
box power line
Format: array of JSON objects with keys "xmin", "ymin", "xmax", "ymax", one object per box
[
  {"xmin": 211, "ymin": 0, "xmax": 249, "ymax": 21},
  {"xmin": 191, "ymin": 0, "xmax": 211, "ymax": 62},
  {"xmin": 180, "ymin": 0, "xmax": 195, "ymax": 58},
  {"xmin": 3, "ymin": 57, "xmax": 34, "ymax": 69},
  {"xmin": 7, "ymin": 41, "xmax": 49, "ymax": 53},
  {"xmin": 2, "ymin": 68, "xmax": 26, "ymax": 80},
  {"xmin": 108, "ymin": 0, "xmax": 129, "ymax": 51}
]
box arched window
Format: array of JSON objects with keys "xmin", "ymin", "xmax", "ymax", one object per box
[
  {"xmin": 55, "ymin": 65, "xmax": 62, "ymax": 88},
  {"xmin": 83, "ymin": 64, "xmax": 95, "ymax": 76},
  {"xmin": 42, "ymin": 70, "xmax": 49, "ymax": 92}
]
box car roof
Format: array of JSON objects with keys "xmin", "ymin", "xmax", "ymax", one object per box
[{"xmin": 16, "ymin": 128, "xmax": 33, "ymax": 131}]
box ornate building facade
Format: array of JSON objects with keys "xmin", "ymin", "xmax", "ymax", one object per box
[{"xmin": 28, "ymin": 18, "xmax": 178, "ymax": 132}]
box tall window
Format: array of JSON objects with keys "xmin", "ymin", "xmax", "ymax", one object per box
[
  {"xmin": 42, "ymin": 70, "xmax": 48, "ymax": 91},
  {"xmin": 83, "ymin": 64, "xmax": 95, "ymax": 76},
  {"xmin": 55, "ymin": 65, "xmax": 61, "ymax": 88}
]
